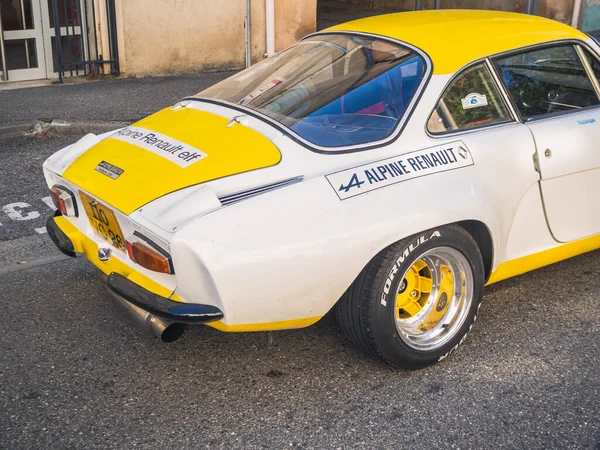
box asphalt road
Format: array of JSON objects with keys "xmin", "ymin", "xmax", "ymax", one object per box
[{"xmin": 0, "ymin": 136, "xmax": 599, "ymax": 449}]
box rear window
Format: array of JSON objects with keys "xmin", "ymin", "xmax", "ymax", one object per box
[
  {"xmin": 427, "ymin": 63, "xmax": 512, "ymax": 134},
  {"xmin": 197, "ymin": 34, "xmax": 426, "ymax": 149}
]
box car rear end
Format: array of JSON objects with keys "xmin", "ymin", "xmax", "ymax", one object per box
[{"xmin": 44, "ymin": 173, "xmax": 225, "ymax": 340}]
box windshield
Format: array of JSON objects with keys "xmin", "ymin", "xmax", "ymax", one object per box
[{"xmin": 196, "ymin": 34, "xmax": 426, "ymax": 148}]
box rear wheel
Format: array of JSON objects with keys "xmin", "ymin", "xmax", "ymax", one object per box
[{"xmin": 335, "ymin": 224, "xmax": 484, "ymax": 369}]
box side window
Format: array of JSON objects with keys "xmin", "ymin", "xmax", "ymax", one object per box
[
  {"xmin": 427, "ymin": 63, "xmax": 512, "ymax": 134},
  {"xmin": 580, "ymin": 46, "xmax": 600, "ymax": 82},
  {"xmin": 494, "ymin": 45, "xmax": 600, "ymax": 119}
]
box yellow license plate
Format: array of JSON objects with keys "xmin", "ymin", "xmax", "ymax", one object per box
[{"xmin": 80, "ymin": 191, "xmax": 127, "ymax": 252}]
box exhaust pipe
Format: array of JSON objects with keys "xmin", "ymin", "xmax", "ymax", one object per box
[{"xmin": 107, "ymin": 288, "xmax": 187, "ymax": 343}]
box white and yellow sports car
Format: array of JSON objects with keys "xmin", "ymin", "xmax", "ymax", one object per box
[{"xmin": 44, "ymin": 11, "xmax": 600, "ymax": 368}]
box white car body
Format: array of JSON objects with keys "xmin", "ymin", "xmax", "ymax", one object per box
[{"xmin": 43, "ymin": 11, "xmax": 600, "ymax": 334}]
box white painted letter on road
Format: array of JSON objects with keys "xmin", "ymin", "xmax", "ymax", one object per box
[
  {"xmin": 2, "ymin": 203, "xmax": 40, "ymax": 221},
  {"xmin": 41, "ymin": 196, "xmax": 56, "ymax": 210}
]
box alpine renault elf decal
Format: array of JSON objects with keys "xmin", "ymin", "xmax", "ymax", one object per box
[
  {"xmin": 326, "ymin": 142, "xmax": 474, "ymax": 200},
  {"xmin": 111, "ymin": 126, "xmax": 207, "ymax": 168}
]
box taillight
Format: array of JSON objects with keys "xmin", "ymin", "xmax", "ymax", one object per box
[
  {"xmin": 126, "ymin": 234, "xmax": 174, "ymax": 274},
  {"xmin": 126, "ymin": 241, "xmax": 135, "ymax": 261},
  {"xmin": 50, "ymin": 185, "xmax": 78, "ymax": 217}
]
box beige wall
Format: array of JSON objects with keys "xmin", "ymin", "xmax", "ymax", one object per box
[
  {"xmin": 516, "ymin": 0, "xmax": 574, "ymax": 23},
  {"xmin": 115, "ymin": 0, "xmax": 316, "ymax": 76},
  {"xmin": 325, "ymin": 0, "xmax": 576, "ymax": 22},
  {"xmin": 112, "ymin": 0, "xmax": 578, "ymax": 77},
  {"xmin": 275, "ymin": 0, "xmax": 317, "ymax": 51}
]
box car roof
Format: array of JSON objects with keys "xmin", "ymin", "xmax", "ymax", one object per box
[{"xmin": 324, "ymin": 10, "xmax": 588, "ymax": 75}]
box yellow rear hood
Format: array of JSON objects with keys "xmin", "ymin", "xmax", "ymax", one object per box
[{"xmin": 62, "ymin": 107, "xmax": 281, "ymax": 214}]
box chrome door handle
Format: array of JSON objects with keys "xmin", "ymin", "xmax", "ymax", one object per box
[{"xmin": 544, "ymin": 148, "xmax": 552, "ymax": 159}]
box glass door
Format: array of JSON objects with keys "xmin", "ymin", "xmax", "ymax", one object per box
[
  {"xmin": 40, "ymin": 0, "xmax": 87, "ymax": 78},
  {"xmin": 0, "ymin": 0, "xmax": 47, "ymax": 81}
]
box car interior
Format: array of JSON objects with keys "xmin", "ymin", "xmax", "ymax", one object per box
[{"xmin": 495, "ymin": 45, "xmax": 600, "ymax": 118}]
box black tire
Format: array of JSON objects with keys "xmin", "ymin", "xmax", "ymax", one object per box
[{"xmin": 335, "ymin": 224, "xmax": 484, "ymax": 369}]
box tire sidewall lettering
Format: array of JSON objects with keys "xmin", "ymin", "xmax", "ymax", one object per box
[
  {"xmin": 380, "ymin": 229, "xmax": 441, "ymax": 307},
  {"xmin": 370, "ymin": 225, "xmax": 485, "ymax": 368}
]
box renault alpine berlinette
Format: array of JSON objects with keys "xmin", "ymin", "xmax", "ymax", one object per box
[{"xmin": 44, "ymin": 11, "xmax": 600, "ymax": 368}]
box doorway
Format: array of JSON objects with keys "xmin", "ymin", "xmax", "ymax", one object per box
[
  {"xmin": 1, "ymin": 0, "xmax": 91, "ymax": 82},
  {"xmin": 0, "ymin": 0, "xmax": 47, "ymax": 81}
]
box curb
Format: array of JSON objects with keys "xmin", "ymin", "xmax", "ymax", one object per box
[
  {"xmin": 0, "ymin": 119, "xmax": 129, "ymax": 141},
  {"xmin": 0, "ymin": 121, "xmax": 35, "ymax": 140}
]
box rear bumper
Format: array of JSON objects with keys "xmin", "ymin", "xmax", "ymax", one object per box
[
  {"xmin": 46, "ymin": 214, "xmax": 224, "ymax": 324},
  {"xmin": 106, "ymin": 272, "xmax": 223, "ymax": 323},
  {"xmin": 46, "ymin": 212, "xmax": 78, "ymax": 258}
]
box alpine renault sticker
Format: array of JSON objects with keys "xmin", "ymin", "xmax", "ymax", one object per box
[
  {"xmin": 111, "ymin": 126, "xmax": 207, "ymax": 168},
  {"xmin": 326, "ymin": 142, "xmax": 474, "ymax": 201}
]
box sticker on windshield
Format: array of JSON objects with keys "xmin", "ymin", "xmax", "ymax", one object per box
[
  {"xmin": 111, "ymin": 126, "xmax": 207, "ymax": 168},
  {"xmin": 401, "ymin": 62, "xmax": 420, "ymax": 77},
  {"xmin": 326, "ymin": 142, "xmax": 474, "ymax": 201},
  {"xmin": 239, "ymin": 77, "xmax": 285, "ymax": 106},
  {"xmin": 461, "ymin": 93, "xmax": 488, "ymax": 109}
]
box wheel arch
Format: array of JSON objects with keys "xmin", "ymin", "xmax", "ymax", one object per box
[
  {"xmin": 340, "ymin": 218, "xmax": 496, "ymax": 303},
  {"xmin": 456, "ymin": 220, "xmax": 494, "ymax": 282},
  {"xmin": 377, "ymin": 219, "xmax": 495, "ymax": 282}
]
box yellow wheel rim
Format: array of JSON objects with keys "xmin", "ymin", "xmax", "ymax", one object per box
[
  {"xmin": 396, "ymin": 262, "xmax": 453, "ymax": 329},
  {"xmin": 394, "ymin": 247, "xmax": 473, "ymax": 351}
]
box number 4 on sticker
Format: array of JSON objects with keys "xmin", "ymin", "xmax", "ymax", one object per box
[{"xmin": 339, "ymin": 173, "xmax": 364, "ymax": 193}]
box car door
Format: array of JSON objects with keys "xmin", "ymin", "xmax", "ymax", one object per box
[{"xmin": 494, "ymin": 43, "xmax": 600, "ymax": 243}]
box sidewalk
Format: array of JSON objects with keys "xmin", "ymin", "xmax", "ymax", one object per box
[{"xmin": 0, "ymin": 71, "xmax": 235, "ymax": 136}]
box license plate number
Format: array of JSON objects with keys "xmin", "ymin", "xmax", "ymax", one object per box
[{"xmin": 80, "ymin": 192, "xmax": 126, "ymax": 252}]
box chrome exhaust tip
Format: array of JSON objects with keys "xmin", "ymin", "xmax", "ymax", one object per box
[{"xmin": 106, "ymin": 286, "xmax": 186, "ymax": 343}]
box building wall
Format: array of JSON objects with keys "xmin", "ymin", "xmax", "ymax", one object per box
[
  {"xmin": 113, "ymin": 0, "xmax": 577, "ymax": 77},
  {"xmin": 275, "ymin": 0, "xmax": 317, "ymax": 50},
  {"xmin": 115, "ymin": 0, "xmax": 316, "ymax": 76},
  {"xmin": 516, "ymin": 0, "xmax": 575, "ymax": 23},
  {"xmin": 324, "ymin": 0, "xmax": 576, "ymax": 23}
]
